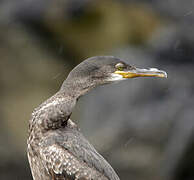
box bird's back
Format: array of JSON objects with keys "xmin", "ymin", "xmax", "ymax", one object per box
[{"xmin": 28, "ymin": 119, "xmax": 120, "ymax": 180}]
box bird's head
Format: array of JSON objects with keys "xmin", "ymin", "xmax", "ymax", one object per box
[{"xmin": 62, "ymin": 56, "xmax": 167, "ymax": 96}]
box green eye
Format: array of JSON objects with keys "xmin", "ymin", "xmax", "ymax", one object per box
[
  {"xmin": 115, "ymin": 63, "xmax": 125, "ymax": 71},
  {"xmin": 117, "ymin": 67, "xmax": 123, "ymax": 71}
]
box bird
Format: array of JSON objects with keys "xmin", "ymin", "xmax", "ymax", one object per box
[{"xmin": 27, "ymin": 56, "xmax": 167, "ymax": 180}]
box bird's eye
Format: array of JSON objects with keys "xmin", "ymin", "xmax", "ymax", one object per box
[{"xmin": 115, "ymin": 63, "xmax": 125, "ymax": 71}]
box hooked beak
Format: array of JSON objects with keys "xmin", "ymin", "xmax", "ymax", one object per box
[{"xmin": 114, "ymin": 67, "xmax": 167, "ymax": 79}]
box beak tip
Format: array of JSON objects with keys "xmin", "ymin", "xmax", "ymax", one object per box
[{"xmin": 161, "ymin": 71, "xmax": 168, "ymax": 78}]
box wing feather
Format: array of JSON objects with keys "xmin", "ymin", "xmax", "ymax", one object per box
[
  {"xmin": 39, "ymin": 124, "xmax": 119, "ymax": 180},
  {"xmin": 40, "ymin": 144, "xmax": 108, "ymax": 180}
]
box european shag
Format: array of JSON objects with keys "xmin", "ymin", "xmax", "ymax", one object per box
[{"xmin": 27, "ymin": 56, "xmax": 167, "ymax": 180}]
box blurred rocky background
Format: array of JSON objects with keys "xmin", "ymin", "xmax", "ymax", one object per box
[{"xmin": 0, "ymin": 0, "xmax": 194, "ymax": 179}]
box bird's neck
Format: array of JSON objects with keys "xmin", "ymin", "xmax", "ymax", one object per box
[
  {"xmin": 61, "ymin": 78, "xmax": 96, "ymax": 99},
  {"xmin": 31, "ymin": 80, "xmax": 93, "ymax": 131}
]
